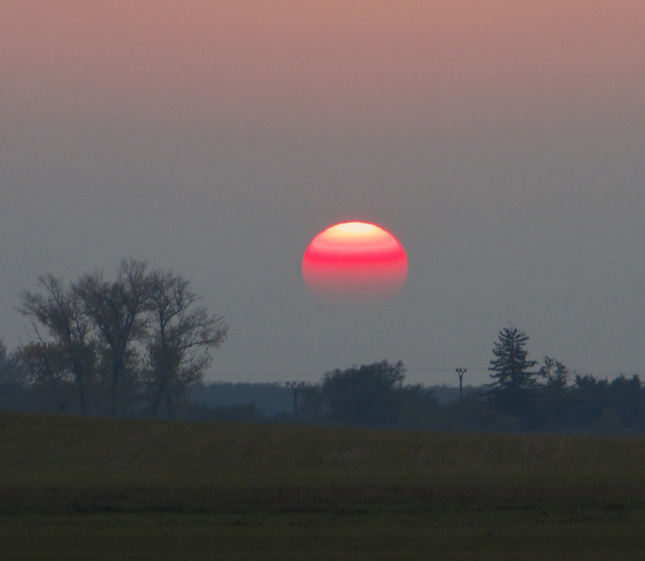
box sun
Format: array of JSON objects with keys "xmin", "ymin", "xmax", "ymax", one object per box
[{"xmin": 302, "ymin": 221, "xmax": 408, "ymax": 301}]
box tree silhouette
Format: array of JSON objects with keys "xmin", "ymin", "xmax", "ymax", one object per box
[
  {"xmin": 486, "ymin": 326, "xmax": 539, "ymax": 424},
  {"xmin": 19, "ymin": 274, "xmax": 97, "ymax": 414},
  {"xmin": 74, "ymin": 259, "xmax": 150, "ymax": 416},
  {"xmin": 321, "ymin": 360, "xmax": 405, "ymax": 427},
  {"xmin": 144, "ymin": 269, "xmax": 228, "ymax": 418},
  {"xmin": 18, "ymin": 259, "xmax": 228, "ymax": 418}
]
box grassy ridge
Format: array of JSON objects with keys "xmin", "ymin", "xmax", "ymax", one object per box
[{"xmin": 1, "ymin": 410, "xmax": 645, "ymax": 513}]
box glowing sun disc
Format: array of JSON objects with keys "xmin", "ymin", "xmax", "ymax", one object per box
[{"xmin": 302, "ymin": 221, "xmax": 408, "ymax": 301}]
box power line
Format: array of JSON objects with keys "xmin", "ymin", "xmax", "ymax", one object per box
[
  {"xmin": 210, "ymin": 366, "xmax": 643, "ymax": 382},
  {"xmin": 406, "ymin": 367, "xmax": 489, "ymax": 373}
]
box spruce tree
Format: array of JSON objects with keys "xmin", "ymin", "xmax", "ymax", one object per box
[{"xmin": 487, "ymin": 326, "xmax": 539, "ymax": 423}]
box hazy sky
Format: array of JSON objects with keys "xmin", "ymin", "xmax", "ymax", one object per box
[{"xmin": 2, "ymin": 1, "xmax": 645, "ymax": 386}]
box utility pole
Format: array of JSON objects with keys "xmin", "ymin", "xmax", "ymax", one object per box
[
  {"xmin": 455, "ymin": 368, "xmax": 468, "ymax": 401},
  {"xmin": 285, "ymin": 381, "xmax": 306, "ymax": 423}
]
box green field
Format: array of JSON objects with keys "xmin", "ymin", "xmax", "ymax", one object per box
[{"xmin": 1, "ymin": 411, "xmax": 645, "ymax": 559}]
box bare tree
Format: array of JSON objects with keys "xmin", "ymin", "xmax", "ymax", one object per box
[
  {"xmin": 18, "ymin": 259, "xmax": 228, "ymax": 418},
  {"xmin": 73, "ymin": 259, "xmax": 150, "ymax": 416},
  {"xmin": 19, "ymin": 341, "xmax": 71, "ymax": 412},
  {"xmin": 18, "ymin": 274, "xmax": 96, "ymax": 414},
  {"xmin": 144, "ymin": 269, "xmax": 228, "ymax": 418}
]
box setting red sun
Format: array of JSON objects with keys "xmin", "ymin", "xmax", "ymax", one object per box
[{"xmin": 302, "ymin": 222, "xmax": 408, "ymax": 301}]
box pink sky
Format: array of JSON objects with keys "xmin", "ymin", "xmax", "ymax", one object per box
[
  {"xmin": 2, "ymin": 2, "xmax": 645, "ymax": 383},
  {"xmin": 3, "ymin": 1, "xmax": 644, "ymax": 127}
]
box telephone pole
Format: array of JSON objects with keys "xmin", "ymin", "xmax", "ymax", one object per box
[
  {"xmin": 455, "ymin": 368, "xmax": 468, "ymax": 401},
  {"xmin": 285, "ymin": 381, "xmax": 306, "ymax": 423}
]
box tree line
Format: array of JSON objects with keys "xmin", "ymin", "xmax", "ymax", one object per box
[
  {"xmin": 2, "ymin": 262, "xmax": 645, "ymax": 433},
  {"xmin": 291, "ymin": 326, "xmax": 645, "ymax": 434},
  {"xmin": 187, "ymin": 327, "xmax": 645, "ymax": 434}
]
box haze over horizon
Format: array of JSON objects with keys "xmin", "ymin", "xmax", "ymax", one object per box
[{"xmin": 2, "ymin": 1, "xmax": 644, "ymax": 386}]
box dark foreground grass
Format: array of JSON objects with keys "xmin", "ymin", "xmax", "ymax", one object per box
[
  {"xmin": 2, "ymin": 509, "xmax": 645, "ymax": 560},
  {"xmin": 1, "ymin": 411, "xmax": 645, "ymax": 559}
]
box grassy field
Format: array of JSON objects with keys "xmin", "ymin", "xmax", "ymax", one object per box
[{"xmin": 1, "ymin": 410, "xmax": 645, "ymax": 559}]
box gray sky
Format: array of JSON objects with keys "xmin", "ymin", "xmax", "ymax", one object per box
[{"xmin": 2, "ymin": 1, "xmax": 645, "ymax": 386}]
